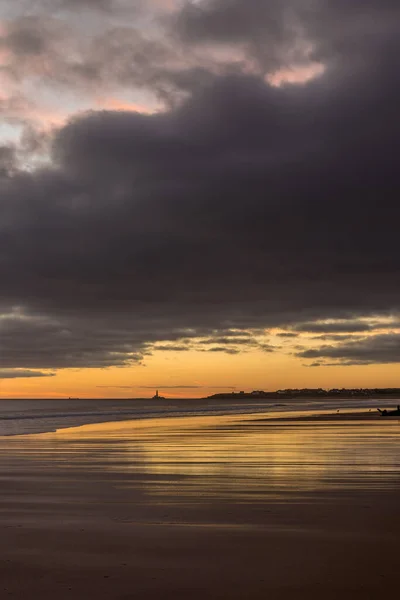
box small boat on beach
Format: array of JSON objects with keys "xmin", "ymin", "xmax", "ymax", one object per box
[{"xmin": 377, "ymin": 405, "xmax": 400, "ymax": 417}]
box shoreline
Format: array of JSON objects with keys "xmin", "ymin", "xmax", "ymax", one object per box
[
  {"xmin": 2, "ymin": 405, "xmax": 399, "ymax": 438},
  {"xmin": 253, "ymin": 410, "xmax": 393, "ymax": 422}
]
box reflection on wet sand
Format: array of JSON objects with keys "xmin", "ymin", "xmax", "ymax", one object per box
[
  {"xmin": 1, "ymin": 415, "xmax": 400, "ymax": 507},
  {"xmin": 1, "ymin": 415, "xmax": 400, "ymax": 598},
  {"xmin": 3, "ymin": 416, "xmax": 400, "ymax": 490}
]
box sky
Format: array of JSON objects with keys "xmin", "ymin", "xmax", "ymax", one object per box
[{"xmin": 1, "ymin": 0, "xmax": 400, "ymax": 398}]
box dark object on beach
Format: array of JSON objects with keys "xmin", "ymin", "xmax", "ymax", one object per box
[{"xmin": 377, "ymin": 406, "xmax": 400, "ymax": 417}]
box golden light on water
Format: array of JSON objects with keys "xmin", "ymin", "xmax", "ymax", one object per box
[{"xmin": 6, "ymin": 415, "xmax": 399, "ymax": 505}]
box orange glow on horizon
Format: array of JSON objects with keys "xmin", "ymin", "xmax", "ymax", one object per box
[{"xmin": 2, "ymin": 346, "xmax": 400, "ymax": 399}]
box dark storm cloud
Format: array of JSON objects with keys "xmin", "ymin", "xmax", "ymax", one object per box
[
  {"xmin": 206, "ymin": 347, "xmax": 241, "ymax": 355},
  {"xmin": 58, "ymin": 0, "xmax": 164, "ymax": 11},
  {"xmin": 310, "ymin": 335, "xmax": 363, "ymax": 342},
  {"xmin": 292, "ymin": 320, "xmax": 400, "ymax": 334},
  {"xmin": 298, "ymin": 334, "xmax": 400, "ymax": 365},
  {"xmin": 1, "ymin": 0, "xmax": 400, "ymax": 369},
  {"xmin": 154, "ymin": 344, "xmax": 192, "ymax": 352},
  {"xmin": 0, "ymin": 370, "xmax": 55, "ymax": 379},
  {"xmin": 59, "ymin": 0, "xmax": 116, "ymax": 10},
  {"xmin": 0, "ymin": 16, "xmax": 65, "ymax": 59},
  {"xmin": 198, "ymin": 337, "xmax": 257, "ymax": 345},
  {"xmin": 5, "ymin": 24, "xmax": 47, "ymax": 56},
  {"xmin": 1, "ymin": 0, "xmax": 144, "ymax": 15},
  {"xmin": 276, "ymin": 333, "xmax": 299, "ymax": 338},
  {"xmin": 176, "ymin": 0, "xmax": 288, "ymax": 44},
  {"xmin": 0, "ymin": 146, "xmax": 17, "ymax": 177},
  {"xmin": 175, "ymin": 0, "xmax": 400, "ymax": 71},
  {"xmin": 0, "ymin": 127, "xmax": 49, "ymax": 174},
  {"xmin": 2, "ymin": 0, "xmax": 400, "ymax": 118},
  {"xmin": 0, "ymin": 314, "xmax": 148, "ymax": 368},
  {"xmin": 258, "ymin": 344, "xmax": 276, "ymax": 353},
  {"xmin": 174, "ymin": 0, "xmax": 308, "ymax": 72},
  {"xmin": 293, "ymin": 321, "xmax": 376, "ymax": 334}
]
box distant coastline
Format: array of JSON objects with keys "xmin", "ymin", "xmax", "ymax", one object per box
[{"xmin": 206, "ymin": 388, "xmax": 400, "ymax": 400}]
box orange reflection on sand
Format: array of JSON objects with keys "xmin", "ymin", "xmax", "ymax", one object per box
[{"xmin": 32, "ymin": 415, "xmax": 400, "ymax": 502}]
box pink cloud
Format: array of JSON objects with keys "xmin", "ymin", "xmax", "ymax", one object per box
[
  {"xmin": 95, "ymin": 97, "xmax": 158, "ymax": 114},
  {"xmin": 267, "ymin": 62, "xmax": 325, "ymax": 87}
]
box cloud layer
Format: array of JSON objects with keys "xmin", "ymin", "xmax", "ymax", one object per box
[
  {"xmin": 1, "ymin": 1, "xmax": 400, "ymax": 369},
  {"xmin": 0, "ymin": 369, "xmax": 55, "ymax": 379},
  {"xmin": 299, "ymin": 334, "xmax": 400, "ymax": 366}
]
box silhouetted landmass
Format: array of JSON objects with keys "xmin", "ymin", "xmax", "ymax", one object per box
[{"xmin": 206, "ymin": 388, "xmax": 400, "ymax": 400}]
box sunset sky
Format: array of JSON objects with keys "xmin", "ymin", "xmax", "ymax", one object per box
[{"xmin": 1, "ymin": 0, "xmax": 400, "ymax": 398}]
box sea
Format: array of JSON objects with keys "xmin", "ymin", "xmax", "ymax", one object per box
[{"xmin": 0, "ymin": 397, "xmax": 396, "ymax": 436}]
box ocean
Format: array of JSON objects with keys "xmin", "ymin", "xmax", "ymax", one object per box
[{"xmin": 0, "ymin": 397, "xmax": 395, "ymax": 436}]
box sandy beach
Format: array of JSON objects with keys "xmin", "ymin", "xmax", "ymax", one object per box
[
  {"xmin": 257, "ymin": 409, "xmax": 397, "ymax": 422},
  {"xmin": 1, "ymin": 413, "xmax": 400, "ymax": 599}
]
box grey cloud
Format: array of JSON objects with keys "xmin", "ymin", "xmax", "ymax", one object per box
[
  {"xmin": 0, "ymin": 7, "xmax": 204, "ymax": 110},
  {"xmin": 293, "ymin": 320, "xmax": 400, "ymax": 334},
  {"xmin": 154, "ymin": 335, "xmax": 274, "ymax": 355},
  {"xmin": 0, "ymin": 311, "xmax": 261, "ymax": 368},
  {"xmin": 0, "ymin": 315, "xmax": 146, "ymax": 368},
  {"xmin": 276, "ymin": 332, "xmax": 299, "ymax": 338},
  {"xmin": 6, "ymin": 26, "xmax": 46, "ymax": 56},
  {"xmin": 0, "ymin": 369, "xmax": 55, "ymax": 379},
  {"xmin": 1, "ymin": 1, "xmax": 400, "ymax": 369},
  {"xmin": 175, "ymin": 1, "xmax": 400, "ymax": 75},
  {"xmin": 153, "ymin": 344, "xmax": 191, "ymax": 352},
  {"xmin": 310, "ymin": 335, "xmax": 364, "ymax": 342},
  {"xmin": 198, "ymin": 337, "xmax": 256, "ymax": 345},
  {"xmin": 176, "ymin": 0, "xmax": 286, "ymax": 44},
  {"xmin": 59, "ymin": 0, "xmax": 117, "ymax": 10},
  {"xmin": 0, "ymin": 16, "xmax": 66, "ymax": 60},
  {"xmin": 1, "ymin": 0, "xmax": 149, "ymax": 16},
  {"xmin": 2, "ymin": 0, "xmax": 400, "ymax": 120},
  {"xmin": 298, "ymin": 334, "xmax": 400, "ymax": 365},
  {"xmin": 0, "ymin": 146, "xmax": 17, "ymax": 177},
  {"xmin": 293, "ymin": 321, "xmax": 375, "ymax": 334},
  {"xmin": 0, "ymin": 0, "xmax": 389, "ymax": 135},
  {"xmin": 58, "ymin": 0, "xmax": 172, "ymax": 12},
  {"xmin": 258, "ymin": 344, "xmax": 276, "ymax": 353},
  {"xmin": 174, "ymin": 0, "xmax": 308, "ymax": 72},
  {"xmin": 206, "ymin": 347, "xmax": 241, "ymax": 355},
  {"xmin": 0, "ymin": 127, "xmax": 50, "ymax": 174}
]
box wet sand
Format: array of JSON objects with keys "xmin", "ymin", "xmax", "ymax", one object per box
[
  {"xmin": 1, "ymin": 414, "xmax": 400, "ymax": 598},
  {"xmin": 258, "ymin": 409, "xmax": 393, "ymax": 421}
]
